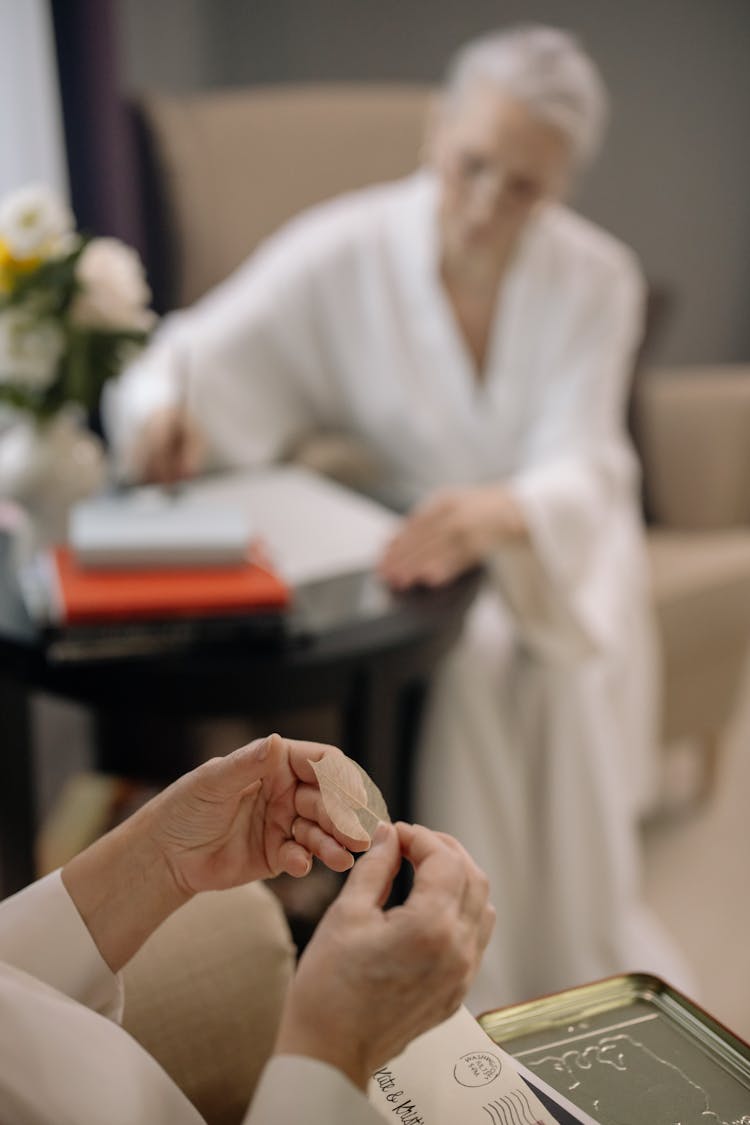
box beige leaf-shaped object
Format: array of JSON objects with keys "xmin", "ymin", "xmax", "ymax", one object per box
[{"xmin": 310, "ymin": 754, "xmax": 390, "ymax": 844}]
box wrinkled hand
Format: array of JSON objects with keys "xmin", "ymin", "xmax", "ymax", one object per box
[
  {"xmin": 148, "ymin": 735, "xmax": 370, "ymax": 898},
  {"xmin": 131, "ymin": 403, "xmax": 207, "ymax": 484},
  {"xmin": 378, "ymin": 484, "xmax": 526, "ymax": 590},
  {"xmin": 275, "ymin": 821, "xmax": 495, "ymax": 1090},
  {"xmin": 63, "ymin": 735, "xmax": 370, "ymax": 973}
]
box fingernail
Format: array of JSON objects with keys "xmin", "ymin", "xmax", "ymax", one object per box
[
  {"xmin": 372, "ymin": 821, "xmax": 390, "ymax": 847},
  {"xmin": 255, "ymin": 736, "xmax": 272, "ymax": 761}
]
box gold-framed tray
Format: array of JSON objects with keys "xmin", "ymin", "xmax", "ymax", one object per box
[{"xmin": 479, "ymin": 974, "xmax": 750, "ymax": 1125}]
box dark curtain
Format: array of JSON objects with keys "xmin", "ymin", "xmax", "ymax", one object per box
[{"xmin": 50, "ymin": 0, "xmax": 145, "ymax": 258}]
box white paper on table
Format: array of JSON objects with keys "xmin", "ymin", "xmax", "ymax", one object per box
[
  {"xmin": 184, "ymin": 465, "xmax": 400, "ymax": 585},
  {"xmin": 64, "ymin": 466, "xmax": 398, "ymax": 581},
  {"xmin": 368, "ymin": 1004, "xmax": 599, "ymax": 1125}
]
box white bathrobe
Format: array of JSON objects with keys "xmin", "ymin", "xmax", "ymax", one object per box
[
  {"xmin": 0, "ymin": 872, "xmax": 381, "ymax": 1124},
  {"xmin": 109, "ymin": 172, "xmax": 688, "ymax": 1008}
]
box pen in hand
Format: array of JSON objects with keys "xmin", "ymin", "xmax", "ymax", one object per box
[
  {"xmin": 163, "ymin": 346, "xmax": 194, "ymax": 494},
  {"xmin": 135, "ymin": 347, "xmax": 207, "ymax": 487}
]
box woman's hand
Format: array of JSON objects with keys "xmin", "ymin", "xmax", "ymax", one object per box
[
  {"xmin": 378, "ymin": 483, "xmax": 526, "ymax": 590},
  {"xmin": 131, "ymin": 403, "xmax": 207, "ymax": 484},
  {"xmin": 62, "ymin": 736, "xmax": 369, "ymax": 972},
  {"xmin": 150, "ymin": 734, "xmax": 368, "ymax": 897},
  {"xmin": 275, "ymin": 821, "xmax": 495, "ymax": 1091}
]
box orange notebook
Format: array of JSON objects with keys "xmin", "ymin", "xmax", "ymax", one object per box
[{"xmin": 49, "ymin": 546, "xmax": 290, "ymax": 625}]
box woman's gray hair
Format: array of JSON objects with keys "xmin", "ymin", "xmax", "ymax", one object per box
[{"xmin": 443, "ymin": 25, "xmax": 609, "ymax": 166}]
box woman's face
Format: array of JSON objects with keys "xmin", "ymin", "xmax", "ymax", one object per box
[{"xmin": 428, "ymin": 86, "xmax": 574, "ymax": 264}]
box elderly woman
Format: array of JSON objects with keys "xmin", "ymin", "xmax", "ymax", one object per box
[{"xmin": 108, "ymin": 26, "xmax": 689, "ymax": 1006}]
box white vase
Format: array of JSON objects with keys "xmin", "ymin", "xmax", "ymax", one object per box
[{"xmin": 0, "ymin": 406, "xmax": 106, "ymax": 546}]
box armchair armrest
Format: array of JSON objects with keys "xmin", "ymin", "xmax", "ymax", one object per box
[
  {"xmin": 122, "ymin": 882, "xmax": 295, "ymax": 1125},
  {"xmin": 636, "ymin": 366, "xmax": 750, "ymax": 530}
]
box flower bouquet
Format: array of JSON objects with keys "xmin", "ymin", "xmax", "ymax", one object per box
[
  {"xmin": 0, "ymin": 184, "xmax": 155, "ymax": 541},
  {"xmin": 0, "ymin": 183, "xmax": 154, "ymax": 418}
]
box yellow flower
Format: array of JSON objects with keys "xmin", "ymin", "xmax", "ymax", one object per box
[
  {"xmin": 10, "ymin": 253, "xmax": 42, "ymax": 274},
  {"xmin": 0, "ymin": 238, "xmax": 11, "ymax": 294},
  {"xmin": 0, "ymin": 237, "xmax": 42, "ymax": 293}
]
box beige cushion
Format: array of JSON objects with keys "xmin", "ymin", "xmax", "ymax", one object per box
[
  {"xmin": 139, "ymin": 83, "xmax": 433, "ymax": 307},
  {"xmin": 648, "ymin": 528, "xmax": 750, "ymax": 740},
  {"xmin": 637, "ymin": 368, "xmax": 750, "ymax": 530},
  {"xmin": 122, "ymin": 882, "xmax": 295, "ymax": 1125}
]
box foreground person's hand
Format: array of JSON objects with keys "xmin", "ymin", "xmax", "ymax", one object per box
[
  {"xmin": 275, "ymin": 821, "xmax": 495, "ymax": 1091},
  {"xmin": 149, "ymin": 734, "xmax": 368, "ymax": 894},
  {"xmin": 63, "ymin": 736, "xmax": 369, "ymax": 971}
]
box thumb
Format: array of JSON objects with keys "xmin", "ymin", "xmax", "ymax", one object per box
[
  {"xmin": 341, "ymin": 822, "xmax": 401, "ymax": 908},
  {"xmin": 202, "ymin": 735, "xmax": 279, "ymax": 796}
]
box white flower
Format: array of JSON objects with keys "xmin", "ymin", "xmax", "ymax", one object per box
[
  {"xmin": 0, "ymin": 308, "xmax": 64, "ymax": 391},
  {"xmin": 0, "ymin": 184, "xmax": 74, "ymax": 260},
  {"xmin": 70, "ymin": 237, "xmax": 155, "ymax": 332}
]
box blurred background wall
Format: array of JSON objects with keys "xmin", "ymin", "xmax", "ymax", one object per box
[
  {"xmin": 0, "ymin": 0, "xmax": 67, "ymax": 198},
  {"xmin": 114, "ymin": 0, "xmax": 750, "ymax": 367}
]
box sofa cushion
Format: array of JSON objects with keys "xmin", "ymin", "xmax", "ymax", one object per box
[
  {"xmin": 637, "ymin": 369, "xmax": 750, "ymax": 530},
  {"xmin": 122, "ymin": 882, "xmax": 295, "ymax": 1125},
  {"xmin": 648, "ymin": 528, "xmax": 750, "ymax": 740}
]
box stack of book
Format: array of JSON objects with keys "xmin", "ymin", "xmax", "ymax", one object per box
[
  {"xmin": 43, "ymin": 542, "xmax": 289, "ymax": 626},
  {"xmin": 19, "ymin": 466, "xmax": 400, "ymax": 656},
  {"xmin": 16, "ymin": 488, "xmax": 291, "ymax": 659}
]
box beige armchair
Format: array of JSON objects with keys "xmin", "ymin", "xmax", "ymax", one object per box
[
  {"xmin": 635, "ymin": 367, "xmax": 750, "ymax": 797},
  {"xmin": 135, "ymin": 84, "xmax": 432, "ymax": 310},
  {"xmin": 134, "ymin": 85, "xmax": 750, "ymax": 803},
  {"xmin": 122, "ymin": 880, "xmax": 295, "ymax": 1125}
]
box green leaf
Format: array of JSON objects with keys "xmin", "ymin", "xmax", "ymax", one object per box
[{"xmin": 2, "ymin": 240, "xmax": 87, "ymax": 316}]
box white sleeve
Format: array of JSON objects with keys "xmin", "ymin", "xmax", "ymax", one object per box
[
  {"xmin": 495, "ymin": 252, "xmax": 647, "ymax": 656},
  {"xmin": 104, "ymin": 222, "xmax": 341, "ymax": 478},
  {"xmin": 0, "ymin": 869, "xmax": 123, "ymax": 1019},
  {"xmin": 0, "ymin": 884, "xmax": 382, "ymax": 1123},
  {"xmin": 0, "ymin": 962, "xmax": 205, "ymax": 1123},
  {"xmin": 246, "ymin": 1056, "xmax": 385, "ymax": 1125}
]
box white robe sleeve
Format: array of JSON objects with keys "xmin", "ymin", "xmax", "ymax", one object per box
[
  {"xmin": 495, "ymin": 251, "xmax": 646, "ymax": 658},
  {"xmin": 246, "ymin": 1057, "xmax": 385, "ymax": 1125},
  {"xmin": 0, "ymin": 869, "xmax": 122, "ymax": 1019},
  {"xmin": 105, "ymin": 221, "xmax": 342, "ymax": 478},
  {"xmin": 0, "ymin": 876, "xmax": 384, "ymax": 1124}
]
